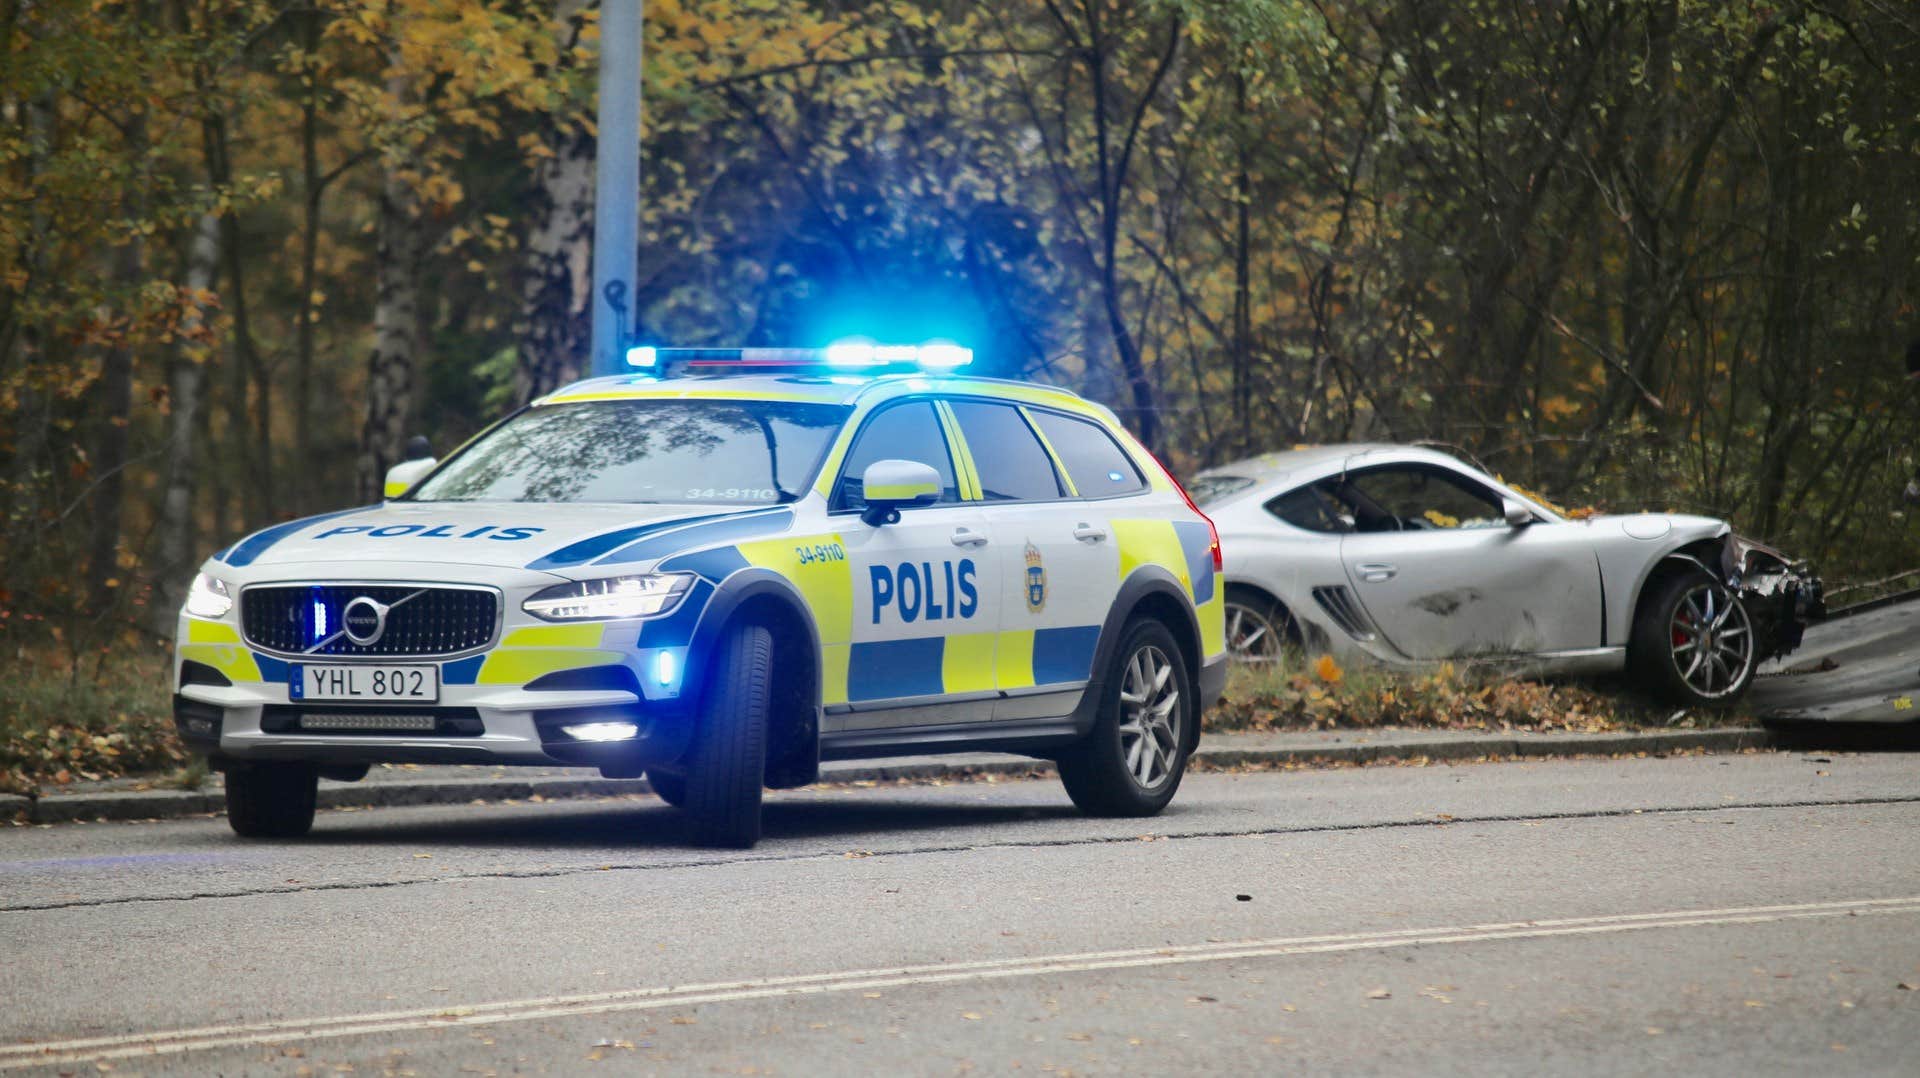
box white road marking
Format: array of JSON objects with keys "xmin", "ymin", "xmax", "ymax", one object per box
[{"xmin": 5, "ymin": 894, "xmax": 1918, "ymax": 1069}]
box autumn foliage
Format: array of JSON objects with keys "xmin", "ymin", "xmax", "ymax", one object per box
[{"xmin": 3, "ymin": 0, "xmax": 1918, "ymax": 685}]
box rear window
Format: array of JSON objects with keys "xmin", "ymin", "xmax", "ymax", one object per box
[
  {"xmin": 1029, "ymin": 411, "xmax": 1147, "ymax": 498},
  {"xmin": 947, "ymin": 400, "xmax": 1065, "ymax": 502},
  {"xmin": 1188, "ymin": 474, "xmax": 1255, "ymax": 506}
]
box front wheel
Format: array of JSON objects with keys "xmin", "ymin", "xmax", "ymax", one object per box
[
  {"xmin": 647, "ymin": 770, "xmax": 688, "ymax": 808},
  {"xmin": 683, "ymin": 622, "xmax": 772, "ymax": 848},
  {"xmin": 1630, "ymin": 571, "xmax": 1756, "ymax": 706},
  {"xmin": 1058, "ymin": 620, "xmax": 1195, "ymax": 816},
  {"xmin": 224, "ymin": 762, "xmax": 318, "ymax": 838}
]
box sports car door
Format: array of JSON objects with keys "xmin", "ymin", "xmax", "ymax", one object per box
[{"xmin": 1330, "ymin": 464, "xmax": 1604, "ymax": 659}]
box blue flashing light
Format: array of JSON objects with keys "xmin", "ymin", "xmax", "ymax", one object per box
[
  {"xmin": 916, "ymin": 342, "xmax": 971, "ymax": 369},
  {"xmin": 626, "ymin": 345, "xmax": 658, "ymax": 368},
  {"xmin": 823, "ymin": 339, "xmax": 971, "ymax": 369},
  {"xmin": 655, "ymin": 649, "xmax": 678, "ymax": 686},
  {"xmin": 313, "ymin": 599, "xmax": 328, "ymax": 641}
]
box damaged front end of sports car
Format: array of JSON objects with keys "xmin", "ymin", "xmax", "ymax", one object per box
[{"xmin": 1727, "ymin": 535, "xmax": 1825, "ymax": 663}]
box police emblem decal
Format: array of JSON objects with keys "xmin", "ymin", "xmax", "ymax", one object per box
[{"xmin": 1024, "ymin": 541, "xmax": 1047, "ymax": 613}]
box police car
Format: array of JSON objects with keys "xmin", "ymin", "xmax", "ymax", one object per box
[{"xmin": 174, "ymin": 345, "xmax": 1227, "ymax": 847}]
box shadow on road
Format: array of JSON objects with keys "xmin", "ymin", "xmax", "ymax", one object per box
[
  {"xmin": 1762, "ymin": 718, "xmax": 1920, "ymax": 752},
  {"xmin": 296, "ymin": 794, "xmax": 1085, "ymax": 851}
]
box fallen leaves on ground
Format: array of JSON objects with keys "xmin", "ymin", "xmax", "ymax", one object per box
[{"xmin": 1213, "ymin": 658, "xmax": 1729, "ymax": 735}]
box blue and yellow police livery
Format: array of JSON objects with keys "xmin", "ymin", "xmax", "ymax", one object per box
[{"xmin": 174, "ymin": 346, "xmax": 1227, "ymax": 847}]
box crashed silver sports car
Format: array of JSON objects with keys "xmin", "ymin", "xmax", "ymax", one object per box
[{"xmin": 1190, "ymin": 445, "xmax": 1823, "ymax": 706}]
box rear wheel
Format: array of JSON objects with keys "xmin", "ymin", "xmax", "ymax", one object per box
[
  {"xmin": 1223, "ymin": 589, "xmax": 1300, "ymax": 666},
  {"xmin": 1058, "ymin": 619, "xmax": 1194, "ymax": 817},
  {"xmin": 1630, "ymin": 570, "xmax": 1756, "ymax": 706},
  {"xmin": 224, "ymin": 762, "xmax": 318, "ymax": 838},
  {"xmin": 683, "ymin": 622, "xmax": 772, "ymax": 848}
]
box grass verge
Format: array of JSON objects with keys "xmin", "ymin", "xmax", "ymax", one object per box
[
  {"xmin": 1211, "ymin": 654, "xmax": 1752, "ymax": 734},
  {"xmin": 0, "ymin": 641, "xmax": 183, "ymax": 797}
]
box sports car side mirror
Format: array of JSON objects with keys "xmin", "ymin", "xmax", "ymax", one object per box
[
  {"xmin": 860, "ymin": 460, "xmax": 941, "ymax": 526},
  {"xmin": 1502, "ymin": 497, "xmax": 1533, "ymax": 527},
  {"xmin": 384, "ymin": 456, "xmax": 437, "ymax": 499}
]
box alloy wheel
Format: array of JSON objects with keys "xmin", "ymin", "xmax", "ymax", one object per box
[
  {"xmin": 1224, "ymin": 601, "xmax": 1286, "ymax": 664},
  {"xmin": 1668, "ymin": 583, "xmax": 1754, "ymax": 700},
  {"xmin": 1116, "ymin": 644, "xmax": 1183, "ymax": 790}
]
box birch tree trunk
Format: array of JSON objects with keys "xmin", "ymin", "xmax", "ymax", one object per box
[
  {"xmin": 151, "ymin": 212, "xmax": 221, "ymax": 636},
  {"xmin": 514, "ymin": 0, "xmax": 594, "ymax": 403},
  {"xmin": 356, "ymin": 148, "xmax": 424, "ymax": 504}
]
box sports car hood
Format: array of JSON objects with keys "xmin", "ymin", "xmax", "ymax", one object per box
[{"xmin": 211, "ymin": 502, "xmax": 787, "ymax": 574}]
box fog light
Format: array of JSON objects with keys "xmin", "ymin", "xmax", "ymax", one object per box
[{"xmin": 561, "ymin": 721, "xmax": 639, "ymax": 742}]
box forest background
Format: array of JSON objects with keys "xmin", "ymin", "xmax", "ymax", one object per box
[{"xmin": 5, "ymin": 0, "xmax": 1918, "ymax": 677}]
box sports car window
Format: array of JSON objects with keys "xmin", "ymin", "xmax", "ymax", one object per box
[
  {"xmin": 835, "ymin": 401, "xmax": 961, "ymax": 510},
  {"xmin": 947, "ymin": 401, "xmax": 1066, "ymax": 502},
  {"xmin": 1266, "ymin": 486, "xmax": 1353, "ymax": 534},
  {"xmin": 1028, "ymin": 410, "xmax": 1146, "ymax": 497},
  {"xmin": 1340, "ymin": 466, "xmax": 1504, "ymax": 531},
  {"xmin": 408, "ymin": 399, "xmax": 847, "ymax": 505}
]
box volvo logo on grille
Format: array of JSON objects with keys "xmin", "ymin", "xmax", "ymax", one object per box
[{"xmin": 341, "ymin": 596, "xmax": 390, "ymax": 646}]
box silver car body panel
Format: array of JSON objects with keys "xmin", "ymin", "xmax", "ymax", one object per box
[{"xmin": 1197, "ymin": 445, "xmax": 1745, "ymax": 673}]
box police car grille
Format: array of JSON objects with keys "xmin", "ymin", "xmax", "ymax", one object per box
[{"xmin": 242, "ymin": 586, "xmax": 499, "ymax": 656}]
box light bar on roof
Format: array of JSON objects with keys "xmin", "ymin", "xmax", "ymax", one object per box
[{"xmin": 624, "ymin": 343, "xmax": 972, "ymax": 371}]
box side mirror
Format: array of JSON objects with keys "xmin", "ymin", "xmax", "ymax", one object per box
[
  {"xmin": 1502, "ymin": 497, "xmax": 1533, "ymax": 527},
  {"xmin": 860, "ymin": 459, "xmax": 941, "ymax": 526},
  {"xmin": 384, "ymin": 457, "xmax": 437, "ymax": 499}
]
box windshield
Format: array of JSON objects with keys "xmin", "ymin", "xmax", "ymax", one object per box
[{"xmin": 409, "ymin": 399, "xmax": 850, "ymax": 505}]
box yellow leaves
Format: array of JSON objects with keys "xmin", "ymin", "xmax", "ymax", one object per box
[
  {"xmin": 1314, "ymin": 654, "xmax": 1344, "ymax": 684},
  {"xmin": 1539, "ymin": 395, "xmax": 1582, "ymax": 423}
]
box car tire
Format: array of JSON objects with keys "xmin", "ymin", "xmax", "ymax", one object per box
[
  {"xmin": 1223, "ymin": 588, "xmax": 1301, "ymax": 666},
  {"xmin": 647, "ymin": 770, "xmax": 688, "ymax": 808},
  {"xmin": 684, "ymin": 621, "xmax": 772, "ymax": 848},
  {"xmin": 1630, "ymin": 568, "xmax": 1757, "ymax": 707},
  {"xmin": 224, "ymin": 762, "xmax": 319, "ymax": 838},
  {"xmin": 1057, "ymin": 619, "xmax": 1194, "ymax": 817}
]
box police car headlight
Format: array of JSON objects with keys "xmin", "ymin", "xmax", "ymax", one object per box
[
  {"xmin": 184, "ymin": 573, "xmax": 232, "ymax": 619},
  {"xmin": 522, "ymin": 573, "xmax": 694, "ymax": 621}
]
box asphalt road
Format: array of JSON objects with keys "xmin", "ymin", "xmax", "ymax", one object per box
[
  {"xmin": 5, "ymin": 751, "xmax": 1920, "ymax": 1075},
  {"xmin": 1754, "ymin": 596, "xmax": 1920, "ymax": 722}
]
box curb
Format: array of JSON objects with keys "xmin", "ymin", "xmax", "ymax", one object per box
[{"xmin": 1, "ymin": 728, "xmax": 1776, "ymax": 826}]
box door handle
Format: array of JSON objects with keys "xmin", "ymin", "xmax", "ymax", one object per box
[
  {"xmin": 950, "ymin": 528, "xmax": 989, "ymax": 547},
  {"xmin": 1072, "ymin": 523, "xmax": 1107, "ymax": 542},
  {"xmin": 1356, "ymin": 563, "xmax": 1397, "ymax": 583}
]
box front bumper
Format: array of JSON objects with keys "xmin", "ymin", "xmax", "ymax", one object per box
[{"xmin": 175, "ymin": 685, "xmax": 697, "ymax": 773}]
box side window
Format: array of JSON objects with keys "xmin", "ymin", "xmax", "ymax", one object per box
[
  {"xmin": 835, "ymin": 401, "xmax": 960, "ymax": 510},
  {"xmin": 1266, "ymin": 486, "xmax": 1353, "ymax": 534},
  {"xmin": 1029, "ymin": 410, "xmax": 1147, "ymax": 498},
  {"xmin": 946, "ymin": 400, "xmax": 1065, "ymax": 502},
  {"xmin": 1341, "ymin": 466, "xmax": 1504, "ymax": 531}
]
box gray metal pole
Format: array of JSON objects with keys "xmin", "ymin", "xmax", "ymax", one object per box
[{"xmin": 590, "ymin": 0, "xmax": 641, "ymax": 377}]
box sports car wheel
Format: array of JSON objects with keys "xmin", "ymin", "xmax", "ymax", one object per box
[
  {"xmin": 1224, "ymin": 590, "xmax": 1298, "ymax": 665},
  {"xmin": 1631, "ymin": 571, "xmax": 1756, "ymax": 706},
  {"xmin": 1057, "ymin": 619, "xmax": 1193, "ymax": 817}
]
